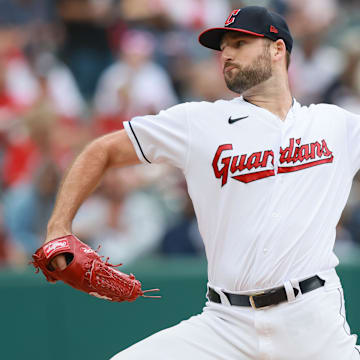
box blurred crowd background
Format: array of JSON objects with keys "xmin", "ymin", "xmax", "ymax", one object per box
[{"xmin": 0, "ymin": 0, "xmax": 360, "ymax": 269}]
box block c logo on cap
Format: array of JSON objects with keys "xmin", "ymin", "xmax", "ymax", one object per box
[{"xmin": 224, "ymin": 9, "xmax": 241, "ymax": 26}]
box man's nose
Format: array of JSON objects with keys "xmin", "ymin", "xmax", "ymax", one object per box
[{"xmin": 221, "ymin": 46, "xmax": 235, "ymax": 62}]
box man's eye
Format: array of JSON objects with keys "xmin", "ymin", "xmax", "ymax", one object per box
[{"xmin": 235, "ymin": 41, "xmax": 245, "ymax": 47}]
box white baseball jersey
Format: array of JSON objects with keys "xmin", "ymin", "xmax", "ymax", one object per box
[{"xmin": 123, "ymin": 97, "xmax": 360, "ymax": 292}]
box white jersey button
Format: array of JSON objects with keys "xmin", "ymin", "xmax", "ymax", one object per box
[{"xmin": 272, "ymin": 212, "xmax": 280, "ymax": 218}]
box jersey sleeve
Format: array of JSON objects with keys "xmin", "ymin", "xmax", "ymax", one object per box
[
  {"xmin": 123, "ymin": 103, "xmax": 189, "ymax": 170},
  {"xmin": 344, "ymin": 108, "xmax": 360, "ymax": 175}
]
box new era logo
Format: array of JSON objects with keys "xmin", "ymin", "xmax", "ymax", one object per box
[{"xmin": 270, "ymin": 25, "xmax": 278, "ymax": 33}]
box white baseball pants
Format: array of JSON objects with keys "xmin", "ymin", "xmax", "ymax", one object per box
[{"xmin": 111, "ymin": 270, "xmax": 359, "ymax": 360}]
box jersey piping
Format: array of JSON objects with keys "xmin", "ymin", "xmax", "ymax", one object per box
[{"xmin": 128, "ymin": 121, "xmax": 152, "ymax": 164}]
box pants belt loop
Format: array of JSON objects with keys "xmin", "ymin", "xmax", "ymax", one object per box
[
  {"xmin": 284, "ymin": 280, "xmax": 296, "ymax": 302},
  {"xmin": 219, "ymin": 289, "xmax": 232, "ymax": 306},
  {"xmin": 206, "ymin": 284, "xmax": 211, "ymax": 302},
  {"xmin": 290, "ymin": 278, "xmax": 302, "ymax": 297}
]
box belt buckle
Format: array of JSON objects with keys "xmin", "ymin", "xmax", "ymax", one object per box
[{"xmin": 249, "ymin": 291, "xmax": 267, "ymax": 310}]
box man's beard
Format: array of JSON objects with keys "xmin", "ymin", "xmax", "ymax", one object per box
[{"xmin": 224, "ymin": 46, "xmax": 272, "ymax": 94}]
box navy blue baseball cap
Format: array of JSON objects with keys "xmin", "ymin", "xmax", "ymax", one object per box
[{"xmin": 199, "ymin": 6, "xmax": 293, "ymax": 53}]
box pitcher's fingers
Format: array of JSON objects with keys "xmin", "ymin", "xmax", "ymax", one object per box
[{"xmin": 51, "ymin": 254, "xmax": 67, "ymax": 271}]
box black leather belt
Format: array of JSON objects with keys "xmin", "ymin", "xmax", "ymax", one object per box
[{"xmin": 208, "ymin": 275, "xmax": 325, "ymax": 310}]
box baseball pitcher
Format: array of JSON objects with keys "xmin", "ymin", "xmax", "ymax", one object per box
[{"xmin": 32, "ymin": 6, "xmax": 360, "ymax": 360}]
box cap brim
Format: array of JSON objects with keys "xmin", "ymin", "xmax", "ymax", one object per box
[{"xmin": 198, "ymin": 27, "xmax": 264, "ymax": 51}]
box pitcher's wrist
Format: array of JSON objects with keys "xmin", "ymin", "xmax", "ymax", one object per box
[{"xmin": 46, "ymin": 221, "xmax": 72, "ymax": 243}]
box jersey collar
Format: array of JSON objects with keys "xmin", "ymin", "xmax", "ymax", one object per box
[{"xmin": 238, "ymin": 96, "xmax": 299, "ymax": 125}]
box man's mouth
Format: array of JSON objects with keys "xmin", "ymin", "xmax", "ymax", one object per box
[{"xmin": 223, "ymin": 64, "xmax": 238, "ymax": 73}]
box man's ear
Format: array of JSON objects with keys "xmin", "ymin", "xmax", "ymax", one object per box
[{"xmin": 273, "ymin": 39, "xmax": 287, "ymax": 64}]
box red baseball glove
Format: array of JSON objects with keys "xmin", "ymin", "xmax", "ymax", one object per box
[{"xmin": 31, "ymin": 235, "xmax": 159, "ymax": 302}]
